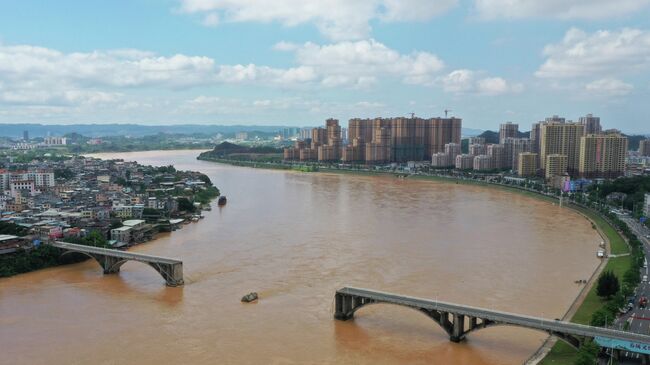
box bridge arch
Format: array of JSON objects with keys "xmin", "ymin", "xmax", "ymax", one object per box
[
  {"xmin": 56, "ymin": 245, "xmax": 184, "ymax": 286},
  {"xmin": 345, "ymin": 301, "xmax": 454, "ymax": 336},
  {"xmin": 338, "ymin": 295, "xmax": 583, "ymax": 350},
  {"xmin": 460, "ymin": 321, "xmax": 582, "ymax": 350}
]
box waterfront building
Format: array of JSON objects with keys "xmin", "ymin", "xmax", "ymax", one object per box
[
  {"xmin": 455, "ymin": 154, "xmax": 474, "ymax": 170},
  {"xmin": 444, "ymin": 143, "xmax": 462, "ymax": 163},
  {"xmin": 469, "ymin": 143, "xmax": 487, "ymax": 156},
  {"xmin": 504, "ymin": 138, "xmax": 532, "ymax": 171},
  {"xmin": 285, "ymin": 116, "xmax": 461, "ymax": 165},
  {"xmin": 539, "ymin": 121, "xmax": 585, "ymax": 176},
  {"xmin": 499, "ymin": 122, "xmax": 519, "ymax": 143},
  {"xmin": 579, "ymin": 133, "xmax": 628, "ymax": 179},
  {"xmin": 487, "ymin": 144, "xmax": 506, "ymax": 170},
  {"xmin": 468, "ymin": 137, "xmax": 485, "ymax": 145},
  {"xmin": 545, "ymin": 154, "xmax": 568, "ymax": 180},
  {"xmin": 518, "ymin": 152, "xmax": 538, "ymax": 177},
  {"xmin": 640, "ymin": 139, "xmax": 650, "ymax": 157},
  {"xmin": 431, "ymin": 153, "xmax": 450, "ymax": 167},
  {"xmin": 578, "ymin": 114, "xmax": 602, "ymax": 135},
  {"xmin": 473, "ymin": 155, "xmax": 493, "ymax": 171}
]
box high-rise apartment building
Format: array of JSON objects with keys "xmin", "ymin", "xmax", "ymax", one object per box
[
  {"xmin": 578, "ymin": 114, "xmax": 602, "ymax": 135},
  {"xmin": 444, "ymin": 143, "xmax": 462, "ymax": 163},
  {"xmin": 473, "ymin": 155, "xmax": 493, "ymax": 171},
  {"xmin": 286, "ymin": 116, "xmax": 461, "ymax": 164},
  {"xmin": 579, "ymin": 133, "xmax": 628, "ymax": 178},
  {"xmin": 499, "ymin": 122, "xmax": 519, "ymax": 143},
  {"xmin": 469, "ymin": 143, "xmax": 487, "ymax": 156},
  {"xmin": 432, "ymin": 153, "xmax": 450, "ymax": 167},
  {"xmin": 23, "ymin": 130, "xmax": 29, "ymax": 141},
  {"xmin": 487, "ymin": 144, "xmax": 506, "ymax": 169},
  {"xmin": 455, "ymin": 154, "xmax": 474, "ymax": 170},
  {"xmin": 539, "ymin": 121, "xmax": 585, "ymax": 176},
  {"xmin": 644, "ymin": 193, "xmax": 650, "ymax": 217},
  {"xmin": 518, "ymin": 153, "xmax": 538, "ymax": 177},
  {"xmin": 503, "ymin": 138, "xmax": 532, "ymax": 171},
  {"xmin": 639, "ymin": 139, "xmax": 650, "ymax": 157},
  {"xmin": 545, "ymin": 154, "xmax": 568, "ymax": 179}
]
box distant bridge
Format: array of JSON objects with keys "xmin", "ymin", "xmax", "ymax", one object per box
[
  {"xmin": 334, "ymin": 287, "xmax": 650, "ymax": 357},
  {"xmin": 51, "ymin": 241, "xmax": 184, "ymax": 286}
]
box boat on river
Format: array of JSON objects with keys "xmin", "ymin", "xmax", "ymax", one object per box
[{"xmin": 218, "ymin": 196, "xmax": 227, "ymax": 206}]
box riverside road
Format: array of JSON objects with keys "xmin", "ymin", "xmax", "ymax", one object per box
[{"xmin": 612, "ymin": 215, "xmax": 650, "ymax": 364}]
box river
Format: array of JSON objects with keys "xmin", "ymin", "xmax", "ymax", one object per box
[{"xmin": 0, "ymin": 150, "xmax": 602, "ymax": 365}]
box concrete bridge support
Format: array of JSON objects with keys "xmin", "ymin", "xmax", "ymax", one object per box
[
  {"xmin": 53, "ymin": 241, "xmax": 184, "ymax": 287},
  {"xmin": 333, "ymin": 287, "xmax": 650, "ymax": 358}
]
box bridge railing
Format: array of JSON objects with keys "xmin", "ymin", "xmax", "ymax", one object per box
[{"xmin": 336, "ymin": 287, "xmax": 650, "ymax": 344}]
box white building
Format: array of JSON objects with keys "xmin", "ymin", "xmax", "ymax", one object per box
[
  {"xmin": 110, "ymin": 226, "xmax": 132, "ymax": 244},
  {"xmin": 43, "ymin": 136, "xmax": 67, "ymax": 146},
  {"xmin": 644, "ymin": 193, "xmax": 650, "ymax": 217}
]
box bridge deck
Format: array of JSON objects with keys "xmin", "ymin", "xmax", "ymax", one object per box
[
  {"xmin": 338, "ymin": 287, "xmax": 650, "ymax": 345},
  {"xmin": 51, "ymin": 241, "xmax": 181, "ymax": 265}
]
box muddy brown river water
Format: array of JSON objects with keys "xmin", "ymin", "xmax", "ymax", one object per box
[{"xmin": 0, "ymin": 150, "xmax": 601, "ymax": 364}]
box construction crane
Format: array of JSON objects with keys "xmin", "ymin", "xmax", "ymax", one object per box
[
  {"xmin": 409, "ymin": 112, "xmax": 415, "ymax": 119},
  {"xmin": 444, "ymin": 109, "xmax": 452, "ymax": 118}
]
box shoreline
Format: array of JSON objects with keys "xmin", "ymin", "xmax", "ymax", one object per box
[{"xmin": 201, "ymin": 156, "xmax": 629, "ymax": 364}]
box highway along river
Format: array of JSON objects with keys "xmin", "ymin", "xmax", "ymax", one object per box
[{"xmin": 0, "ymin": 150, "xmax": 601, "ymax": 365}]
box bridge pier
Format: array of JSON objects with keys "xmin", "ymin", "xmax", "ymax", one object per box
[
  {"xmin": 451, "ymin": 314, "xmax": 465, "ymax": 342},
  {"xmin": 52, "ymin": 241, "xmax": 184, "ymax": 287}
]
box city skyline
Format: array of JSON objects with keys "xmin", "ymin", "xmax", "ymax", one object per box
[{"xmin": 0, "ymin": 1, "xmax": 648, "ymax": 132}]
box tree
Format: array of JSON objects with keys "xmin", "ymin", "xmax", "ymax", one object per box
[
  {"xmin": 177, "ymin": 197, "xmax": 195, "ymax": 213},
  {"xmin": 596, "ymin": 271, "xmax": 620, "ymax": 299},
  {"xmin": 574, "ymin": 340, "xmax": 600, "ymax": 365}
]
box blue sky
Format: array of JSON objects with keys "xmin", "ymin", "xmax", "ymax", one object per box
[{"xmin": 0, "ymin": 0, "xmax": 649, "ymax": 133}]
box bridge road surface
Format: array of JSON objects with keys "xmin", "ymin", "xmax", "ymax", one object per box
[
  {"xmin": 614, "ymin": 215, "xmax": 650, "ymax": 364},
  {"xmin": 336, "ymin": 287, "xmax": 650, "ymax": 345}
]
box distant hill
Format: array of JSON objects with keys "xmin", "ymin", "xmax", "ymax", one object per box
[
  {"xmin": 0, "ymin": 123, "xmax": 289, "ymax": 139},
  {"xmin": 201, "ymin": 142, "xmax": 282, "ymax": 157}
]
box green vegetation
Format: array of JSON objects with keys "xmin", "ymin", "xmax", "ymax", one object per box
[
  {"xmin": 596, "ymin": 271, "xmax": 619, "ymax": 299},
  {"xmin": 194, "ymin": 186, "xmax": 220, "ymax": 204},
  {"xmin": 0, "ymin": 221, "xmax": 29, "ymax": 236},
  {"xmin": 0, "ymin": 245, "xmax": 64, "ymax": 278},
  {"xmin": 0, "ymin": 227, "xmax": 110, "ymax": 278},
  {"xmin": 66, "ymin": 133, "xmax": 215, "ymax": 153},
  {"xmin": 177, "ymin": 197, "xmax": 195, "ymax": 213},
  {"xmin": 67, "ymin": 231, "xmax": 110, "ymax": 248},
  {"xmin": 589, "ymin": 175, "xmax": 650, "ymax": 213}
]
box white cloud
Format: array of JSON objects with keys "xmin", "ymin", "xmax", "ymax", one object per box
[
  {"xmin": 292, "ymin": 39, "xmax": 444, "ymax": 86},
  {"xmin": 475, "ymin": 0, "xmax": 650, "ymax": 20},
  {"xmin": 178, "ymin": 0, "xmax": 457, "ymax": 40},
  {"xmin": 0, "ymin": 43, "xmax": 326, "ymax": 108},
  {"xmin": 536, "ymin": 28, "xmax": 650, "ymax": 79},
  {"xmin": 202, "ymin": 12, "xmax": 220, "ymax": 26},
  {"xmin": 585, "ymin": 78, "xmax": 634, "ymax": 96},
  {"xmin": 440, "ymin": 69, "xmax": 522, "ymax": 95}
]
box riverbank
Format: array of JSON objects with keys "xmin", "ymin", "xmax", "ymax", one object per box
[{"xmin": 204, "ymin": 157, "xmax": 633, "ymax": 364}]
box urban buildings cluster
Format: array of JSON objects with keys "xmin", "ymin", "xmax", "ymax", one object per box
[
  {"xmin": 284, "ymin": 114, "xmax": 640, "ymax": 189},
  {"xmin": 0, "ymin": 156, "xmax": 215, "ymax": 255},
  {"xmin": 284, "ymin": 117, "xmax": 462, "ymax": 164}
]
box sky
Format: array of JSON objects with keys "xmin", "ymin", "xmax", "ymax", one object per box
[{"xmin": 0, "ymin": 0, "xmax": 649, "ymax": 133}]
